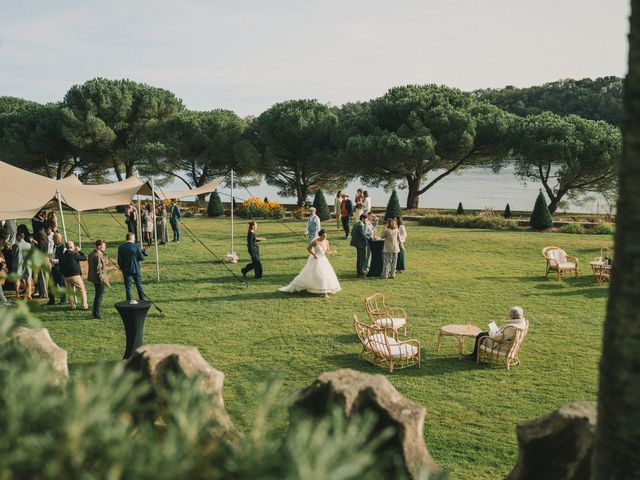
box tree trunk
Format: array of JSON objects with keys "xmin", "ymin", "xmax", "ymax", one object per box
[
  {"xmin": 592, "ymin": 1, "xmax": 640, "ymax": 477},
  {"xmin": 406, "ymin": 176, "xmax": 421, "ymax": 209},
  {"xmin": 112, "ymin": 155, "xmax": 123, "ymax": 181}
]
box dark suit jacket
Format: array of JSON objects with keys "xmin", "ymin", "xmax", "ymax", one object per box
[
  {"xmin": 247, "ymin": 231, "xmax": 260, "ymax": 260},
  {"xmin": 341, "ymin": 199, "xmax": 353, "ymax": 217},
  {"xmin": 60, "ymin": 250, "xmax": 87, "ymax": 277},
  {"xmin": 350, "ymin": 222, "xmax": 368, "ymax": 248},
  {"xmin": 117, "ymin": 242, "xmax": 147, "ymax": 275}
]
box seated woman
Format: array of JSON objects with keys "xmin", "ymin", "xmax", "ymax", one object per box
[{"xmin": 466, "ymin": 306, "xmax": 527, "ymax": 360}]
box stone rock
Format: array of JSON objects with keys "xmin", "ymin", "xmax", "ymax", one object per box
[
  {"xmin": 507, "ymin": 401, "xmax": 597, "ymax": 480},
  {"xmin": 12, "ymin": 327, "xmax": 69, "ymax": 377},
  {"xmin": 293, "ymin": 368, "xmax": 438, "ymax": 479},
  {"xmin": 125, "ymin": 344, "xmax": 232, "ymax": 429}
]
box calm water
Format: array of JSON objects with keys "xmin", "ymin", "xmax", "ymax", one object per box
[{"xmin": 166, "ymin": 164, "xmax": 612, "ymax": 214}]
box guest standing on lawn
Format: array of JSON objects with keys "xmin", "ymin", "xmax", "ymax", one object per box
[
  {"xmin": 334, "ymin": 191, "xmax": 342, "ymax": 230},
  {"xmin": 241, "ymin": 221, "xmax": 263, "ymax": 280},
  {"xmin": 118, "ymin": 233, "xmax": 148, "ymax": 302},
  {"xmin": 48, "ymin": 233, "xmax": 66, "ymax": 305},
  {"xmin": 341, "ymin": 194, "xmax": 353, "ymax": 239},
  {"xmin": 60, "ymin": 241, "xmax": 88, "ymax": 310},
  {"xmin": 12, "ymin": 232, "xmax": 33, "ymax": 300},
  {"xmin": 87, "ymin": 239, "xmax": 111, "ymax": 319},
  {"xmin": 125, "ymin": 204, "xmax": 138, "ymax": 237},
  {"xmin": 396, "ymin": 217, "xmax": 407, "ymax": 273},
  {"xmin": 170, "ymin": 199, "xmax": 181, "ymax": 243},
  {"xmin": 305, "ymin": 207, "xmax": 321, "ymax": 244},
  {"xmin": 380, "ymin": 218, "xmax": 400, "ymax": 279},
  {"xmin": 350, "ymin": 214, "xmax": 368, "ymax": 278}
]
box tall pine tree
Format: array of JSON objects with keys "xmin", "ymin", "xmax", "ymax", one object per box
[{"xmin": 504, "ymin": 203, "xmax": 512, "ymax": 219}]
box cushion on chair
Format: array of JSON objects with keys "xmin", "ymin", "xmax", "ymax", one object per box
[
  {"xmin": 546, "ymin": 249, "xmax": 567, "ymax": 265},
  {"xmin": 479, "ymin": 343, "xmax": 509, "ymax": 357},
  {"xmin": 365, "ymin": 332, "xmax": 395, "ymax": 355},
  {"xmin": 558, "ymin": 262, "xmax": 576, "ymax": 269},
  {"xmin": 374, "ymin": 317, "xmax": 407, "ymax": 329},
  {"xmin": 388, "ymin": 343, "xmax": 418, "ymax": 359}
]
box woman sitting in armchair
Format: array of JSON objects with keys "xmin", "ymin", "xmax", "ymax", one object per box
[{"xmin": 466, "ymin": 306, "xmax": 527, "ymax": 360}]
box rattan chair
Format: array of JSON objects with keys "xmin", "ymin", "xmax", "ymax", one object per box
[
  {"xmin": 542, "ymin": 246, "xmax": 579, "ymax": 281},
  {"xmin": 476, "ymin": 321, "xmax": 528, "ymax": 370},
  {"xmin": 364, "ymin": 293, "xmax": 408, "ymax": 335},
  {"xmin": 353, "ymin": 314, "xmax": 420, "ymax": 372}
]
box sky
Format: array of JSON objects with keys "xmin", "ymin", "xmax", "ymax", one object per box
[{"xmin": 0, "ymin": 0, "xmax": 630, "ymax": 117}]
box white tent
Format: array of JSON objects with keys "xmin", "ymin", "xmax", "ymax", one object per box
[{"xmin": 137, "ymin": 176, "xmax": 225, "ymax": 200}]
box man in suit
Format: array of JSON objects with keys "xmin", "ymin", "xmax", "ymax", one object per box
[
  {"xmin": 47, "ymin": 233, "xmax": 66, "ymax": 305},
  {"xmin": 340, "ymin": 194, "xmax": 353, "ymax": 239},
  {"xmin": 88, "ymin": 239, "xmax": 111, "ymax": 319},
  {"xmin": 60, "ymin": 240, "xmax": 88, "ymax": 310},
  {"xmin": 350, "ymin": 214, "xmax": 369, "ymax": 278},
  {"xmin": 118, "ymin": 233, "xmax": 148, "ymax": 302},
  {"xmin": 170, "ymin": 199, "xmax": 181, "ymax": 242}
]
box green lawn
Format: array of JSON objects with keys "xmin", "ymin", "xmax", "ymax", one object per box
[{"xmin": 32, "ymin": 214, "xmax": 611, "ymax": 480}]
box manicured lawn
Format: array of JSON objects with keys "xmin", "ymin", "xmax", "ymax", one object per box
[{"xmin": 32, "ymin": 214, "xmax": 611, "ymax": 480}]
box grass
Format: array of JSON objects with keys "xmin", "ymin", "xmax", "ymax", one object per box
[{"xmin": 29, "ymin": 213, "xmax": 611, "ymax": 480}]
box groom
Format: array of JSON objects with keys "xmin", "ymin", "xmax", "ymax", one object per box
[{"xmin": 350, "ymin": 214, "xmax": 368, "ymax": 278}]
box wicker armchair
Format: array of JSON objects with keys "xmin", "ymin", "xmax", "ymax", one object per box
[
  {"xmin": 353, "ymin": 314, "xmax": 420, "ymax": 372},
  {"xmin": 476, "ymin": 321, "xmax": 528, "ymax": 370},
  {"xmin": 364, "ymin": 293, "xmax": 408, "ymax": 335},
  {"xmin": 542, "ymin": 246, "xmax": 579, "ymax": 281}
]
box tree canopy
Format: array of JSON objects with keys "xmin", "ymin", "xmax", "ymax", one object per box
[
  {"xmin": 62, "ymin": 77, "xmax": 184, "ymax": 180},
  {"xmin": 246, "ymin": 99, "xmax": 347, "ymax": 206},
  {"xmin": 343, "ymin": 85, "xmax": 514, "ymax": 208},
  {"xmin": 476, "ymin": 77, "xmax": 623, "ymax": 126},
  {"xmin": 512, "ymin": 112, "xmax": 622, "ymax": 213}
]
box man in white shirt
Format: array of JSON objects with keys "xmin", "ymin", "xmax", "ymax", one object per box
[{"xmin": 305, "ymin": 207, "xmax": 321, "ymax": 244}]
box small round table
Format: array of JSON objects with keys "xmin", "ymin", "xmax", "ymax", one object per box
[
  {"xmin": 115, "ymin": 300, "xmax": 151, "ymax": 359},
  {"xmin": 590, "ymin": 261, "xmax": 612, "ymax": 286},
  {"xmin": 437, "ymin": 324, "xmax": 482, "ymax": 358}
]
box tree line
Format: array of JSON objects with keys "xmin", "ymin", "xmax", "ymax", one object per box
[{"xmin": 0, "ymin": 77, "xmax": 622, "ymax": 211}]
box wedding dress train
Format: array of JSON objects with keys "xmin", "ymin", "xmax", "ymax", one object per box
[{"xmin": 279, "ymin": 241, "xmax": 341, "ymax": 295}]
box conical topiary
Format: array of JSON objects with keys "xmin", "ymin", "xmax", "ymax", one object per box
[
  {"xmin": 207, "ymin": 190, "xmax": 224, "ymax": 217},
  {"xmin": 263, "ymin": 197, "xmax": 269, "ymax": 203},
  {"xmin": 456, "ymin": 202, "xmax": 465, "ymax": 215},
  {"xmin": 384, "ymin": 190, "xmax": 402, "ymax": 220},
  {"xmin": 530, "ymin": 190, "xmax": 553, "ymax": 229},
  {"xmin": 504, "ymin": 203, "xmax": 512, "ymax": 219},
  {"xmin": 312, "ymin": 189, "xmax": 331, "ymax": 221}
]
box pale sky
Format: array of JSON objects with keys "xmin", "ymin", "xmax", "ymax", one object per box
[{"xmin": 0, "ymin": 0, "xmax": 630, "ymax": 117}]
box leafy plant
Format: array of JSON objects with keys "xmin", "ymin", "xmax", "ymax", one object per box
[
  {"xmin": 591, "ymin": 223, "xmax": 615, "ymax": 235},
  {"xmin": 529, "ymin": 190, "xmax": 553, "ymax": 229},
  {"xmin": 558, "ymin": 223, "xmax": 586, "ymax": 234}
]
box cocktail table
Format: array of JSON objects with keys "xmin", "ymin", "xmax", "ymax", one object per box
[{"xmin": 437, "ymin": 324, "xmax": 482, "ymax": 358}]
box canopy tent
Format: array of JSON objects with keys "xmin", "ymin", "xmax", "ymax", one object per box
[{"xmin": 137, "ymin": 176, "xmax": 225, "ymax": 200}]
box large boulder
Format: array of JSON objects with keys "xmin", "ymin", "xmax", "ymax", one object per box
[
  {"xmin": 507, "ymin": 401, "xmax": 597, "ymax": 480},
  {"xmin": 12, "ymin": 327, "xmax": 69, "ymax": 377},
  {"xmin": 293, "ymin": 368, "xmax": 438, "ymax": 479},
  {"xmin": 125, "ymin": 344, "xmax": 232, "ymax": 430}
]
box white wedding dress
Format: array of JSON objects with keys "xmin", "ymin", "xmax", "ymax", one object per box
[{"xmin": 279, "ymin": 241, "xmax": 342, "ymax": 295}]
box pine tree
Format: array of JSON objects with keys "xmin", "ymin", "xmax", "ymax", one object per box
[
  {"xmin": 207, "ymin": 191, "xmax": 224, "ymax": 217},
  {"xmin": 312, "ymin": 189, "xmax": 331, "ymax": 221},
  {"xmin": 263, "ymin": 197, "xmax": 269, "ymax": 203},
  {"xmin": 384, "ymin": 190, "xmax": 402, "ymax": 220},
  {"xmin": 456, "ymin": 202, "xmax": 465, "ymax": 215},
  {"xmin": 529, "ymin": 190, "xmax": 553, "ymax": 229},
  {"xmin": 504, "ymin": 203, "xmax": 512, "ymax": 219}
]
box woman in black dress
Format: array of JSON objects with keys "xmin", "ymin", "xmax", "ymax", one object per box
[{"xmin": 240, "ymin": 221, "xmax": 263, "ymax": 279}]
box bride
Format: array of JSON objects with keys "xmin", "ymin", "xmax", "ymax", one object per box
[{"xmin": 279, "ymin": 229, "xmax": 341, "ymax": 298}]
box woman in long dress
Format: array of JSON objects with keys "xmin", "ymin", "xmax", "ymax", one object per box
[
  {"xmin": 380, "ymin": 218, "xmax": 400, "ymax": 279},
  {"xmin": 396, "ymin": 216, "xmax": 407, "ymax": 273},
  {"xmin": 279, "ymin": 229, "xmax": 341, "ymax": 298}
]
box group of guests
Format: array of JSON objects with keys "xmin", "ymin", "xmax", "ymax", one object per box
[
  {"xmin": 124, "ymin": 199, "xmax": 181, "ymax": 247},
  {"xmin": 334, "ymin": 189, "xmax": 372, "ymax": 239},
  {"xmin": 350, "ymin": 214, "xmax": 407, "ymax": 278}
]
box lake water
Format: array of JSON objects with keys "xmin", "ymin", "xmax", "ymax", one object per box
[{"xmin": 165, "ymin": 164, "xmax": 613, "ymax": 214}]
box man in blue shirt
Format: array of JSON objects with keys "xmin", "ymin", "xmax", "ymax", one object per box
[
  {"xmin": 170, "ymin": 199, "xmax": 181, "ymax": 242},
  {"xmin": 117, "ymin": 233, "xmax": 148, "ymax": 302}
]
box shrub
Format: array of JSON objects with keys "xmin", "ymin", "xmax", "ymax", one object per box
[
  {"xmin": 312, "ymin": 189, "xmax": 331, "ymax": 221},
  {"xmin": 263, "ymin": 197, "xmax": 269, "ymax": 203},
  {"xmin": 592, "ymin": 223, "xmax": 615, "ymax": 235},
  {"xmin": 207, "ymin": 191, "xmax": 224, "ymax": 217},
  {"xmin": 529, "ymin": 190, "xmax": 553, "ymax": 229},
  {"xmin": 504, "ymin": 204, "xmax": 512, "ymax": 219},
  {"xmin": 419, "ymin": 215, "xmax": 520, "ymax": 231},
  {"xmin": 456, "ymin": 202, "xmax": 465, "ymax": 215},
  {"xmin": 384, "ymin": 190, "xmax": 402, "ymax": 220},
  {"xmin": 292, "ymin": 207, "xmax": 306, "ymax": 220},
  {"xmin": 558, "ymin": 223, "xmax": 586, "ymax": 234},
  {"xmin": 237, "ymin": 197, "xmax": 285, "ymax": 219}
]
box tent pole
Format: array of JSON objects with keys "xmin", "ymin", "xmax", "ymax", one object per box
[
  {"xmin": 151, "ymin": 177, "xmax": 160, "ymax": 282},
  {"xmin": 231, "ymin": 169, "xmax": 234, "ymax": 254},
  {"xmin": 56, "ymin": 190, "xmax": 68, "ymax": 242},
  {"xmin": 137, "ymin": 195, "xmax": 143, "ymax": 249},
  {"xmin": 77, "ymin": 211, "xmax": 81, "ymax": 249}
]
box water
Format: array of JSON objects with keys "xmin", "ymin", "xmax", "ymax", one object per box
[{"xmin": 163, "ymin": 164, "xmax": 612, "ymax": 214}]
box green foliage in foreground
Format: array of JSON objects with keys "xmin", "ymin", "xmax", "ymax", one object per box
[
  {"xmin": 0, "ymin": 307, "xmax": 426, "ymax": 480},
  {"xmin": 24, "ymin": 214, "xmax": 611, "ymax": 479},
  {"xmin": 530, "ymin": 191, "xmax": 553, "ymax": 229}
]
